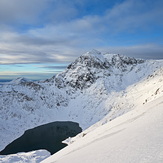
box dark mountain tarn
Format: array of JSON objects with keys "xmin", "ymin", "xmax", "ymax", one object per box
[{"xmin": 0, "ymin": 121, "xmax": 82, "ymax": 155}]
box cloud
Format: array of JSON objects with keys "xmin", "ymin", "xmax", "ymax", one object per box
[
  {"xmin": 97, "ymin": 0, "xmax": 163, "ymax": 33},
  {"xmin": 0, "ymin": 71, "xmax": 56, "ymax": 80},
  {"xmin": 100, "ymin": 44, "xmax": 163, "ymax": 59},
  {"xmin": 40, "ymin": 65, "xmax": 67, "ymax": 70},
  {"xmin": 0, "ymin": 0, "xmax": 162, "ymax": 66},
  {"xmin": 0, "ymin": 0, "xmax": 50, "ymax": 26},
  {"xmin": 46, "ymin": 1, "xmax": 79, "ymax": 24},
  {"xmin": 0, "ymin": 0, "xmax": 90, "ymax": 26}
]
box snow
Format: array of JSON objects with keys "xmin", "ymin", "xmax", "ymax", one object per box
[
  {"xmin": 8, "ymin": 77, "xmax": 31, "ymax": 85},
  {"xmin": 0, "ymin": 150, "xmax": 50, "ymax": 163},
  {"xmin": 0, "ymin": 51, "xmax": 163, "ymax": 162},
  {"xmin": 83, "ymin": 49, "xmax": 105, "ymax": 62},
  {"xmin": 42, "ymin": 96, "xmax": 163, "ymax": 163}
]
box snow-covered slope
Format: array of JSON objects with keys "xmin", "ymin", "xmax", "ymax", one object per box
[
  {"xmin": 0, "ymin": 50, "xmax": 163, "ymax": 152},
  {"xmin": 0, "ymin": 150, "xmax": 50, "ymax": 163},
  {"xmin": 42, "ymin": 89, "xmax": 163, "ymax": 163}
]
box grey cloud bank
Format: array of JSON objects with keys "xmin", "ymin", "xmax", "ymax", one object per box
[{"xmin": 0, "ymin": 0, "xmax": 163, "ymax": 68}]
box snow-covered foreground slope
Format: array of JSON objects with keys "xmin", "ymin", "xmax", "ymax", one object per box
[
  {"xmin": 42, "ymin": 94, "xmax": 163, "ymax": 163},
  {"xmin": 0, "ymin": 50, "xmax": 163, "ymax": 153},
  {"xmin": 0, "ymin": 150, "xmax": 50, "ymax": 163}
]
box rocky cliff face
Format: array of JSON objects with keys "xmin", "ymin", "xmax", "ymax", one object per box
[{"xmin": 54, "ymin": 50, "xmax": 144, "ymax": 90}]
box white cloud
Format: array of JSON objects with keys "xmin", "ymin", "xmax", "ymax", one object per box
[
  {"xmin": 101, "ymin": 0, "xmax": 163, "ymax": 33},
  {"xmin": 99, "ymin": 44, "xmax": 163, "ymax": 59},
  {"xmin": 0, "ymin": 0, "xmax": 163, "ymax": 65},
  {"xmin": 0, "ymin": 0, "xmax": 50, "ymax": 25}
]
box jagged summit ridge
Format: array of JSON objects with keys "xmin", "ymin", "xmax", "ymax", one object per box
[
  {"xmin": 87, "ymin": 49, "xmax": 101, "ymax": 54},
  {"xmin": 55, "ymin": 51, "xmax": 144, "ymax": 90},
  {"xmin": 67, "ymin": 50, "xmax": 144, "ymax": 69}
]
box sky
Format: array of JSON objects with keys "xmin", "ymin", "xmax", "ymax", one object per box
[{"xmin": 0, "ymin": 0, "xmax": 163, "ymax": 80}]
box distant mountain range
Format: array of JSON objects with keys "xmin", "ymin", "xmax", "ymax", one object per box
[{"xmin": 0, "ymin": 79, "xmax": 12, "ymax": 83}]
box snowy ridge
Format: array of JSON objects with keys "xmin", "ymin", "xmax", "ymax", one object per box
[
  {"xmin": 9, "ymin": 77, "xmax": 31, "ymax": 85},
  {"xmin": 0, "ymin": 50, "xmax": 163, "ymax": 154}
]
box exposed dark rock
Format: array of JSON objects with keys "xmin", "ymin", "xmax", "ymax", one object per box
[{"xmin": 54, "ymin": 52, "xmax": 144, "ymax": 90}]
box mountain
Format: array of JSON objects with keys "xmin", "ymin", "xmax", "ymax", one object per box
[
  {"xmin": 0, "ymin": 50, "xmax": 163, "ymax": 155},
  {"xmin": 42, "ymin": 89, "xmax": 163, "ymax": 163}
]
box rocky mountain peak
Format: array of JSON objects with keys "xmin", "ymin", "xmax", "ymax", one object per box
[
  {"xmin": 86, "ymin": 49, "xmax": 102, "ymax": 55},
  {"xmin": 55, "ymin": 51, "xmax": 144, "ymax": 90},
  {"xmin": 67, "ymin": 50, "xmax": 105, "ymax": 70},
  {"xmin": 68, "ymin": 50, "xmax": 144, "ymax": 70}
]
